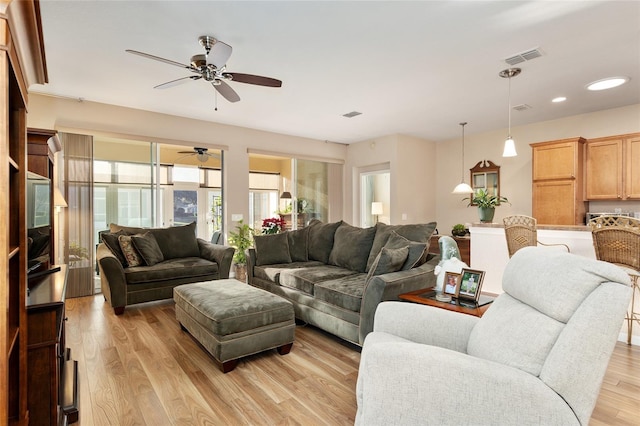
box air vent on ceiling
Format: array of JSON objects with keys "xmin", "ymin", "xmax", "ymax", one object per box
[
  {"xmin": 504, "ymin": 48, "xmax": 542, "ymax": 66},
  {"xmin": 342, "ymin": 111, "xmax": 362, "ymax": 118},
  {"xmin": 513, "ymin": 104, "xmax": 532, "ymax": 111}
]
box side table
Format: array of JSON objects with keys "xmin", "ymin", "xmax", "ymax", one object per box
[{"xmin": 398, "ymin": 287, "xmax": 494, "ymax": 317}]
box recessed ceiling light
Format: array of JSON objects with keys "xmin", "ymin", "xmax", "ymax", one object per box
[
  {"xmin": 586, "ymin": 77, "xmax": 629, "ymax": 91},
  {"xmin": 552, "ymin": 96, "xmax": 567, "ymax": 103}
]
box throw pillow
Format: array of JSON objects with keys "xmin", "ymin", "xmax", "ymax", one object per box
[
  {"xmin": 131, "ymin": 232, "xmax": 164, "ymax": 266},
  {"xmin": 328, "ymin": 222, "xmax": 376, "ymax": 272},
  {"xmin": 109, "ymin": 223, "xmax": 146, "ymax": 235},
  {"xmin": 149, "ymin": 221, "xmax": 199, "ymax": 260},
  {"xmin": 118, "ymin": 235, "xmax": 143, "ymax": 267},
  {"xmin": 287, "ymin": 227, "xmax": 310, "ymax": 262},
  {"xmin": 365, "ymin": 222, "xmax": 437, "ymax": 272},
  {"xmin": 101, "ymin": 230, "xmax": 128, "ymax": 267},
  {"xmin": 307, "ymin": 220, "xmax": 343, "ymax": 263},
  {"xmin": 365, "ymin": 246, "xmax": 409, "ymax": 283},
  {"xmin": 253, "ymin": 233, "xmax": 292, "ymax": 266},
  {"xmin": 384, "ymin": 231, "xmax": 428, "ymax": 270}
]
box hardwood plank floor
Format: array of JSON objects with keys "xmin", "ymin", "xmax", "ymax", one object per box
[{"xmin": 66, "ymin": 295, "xmax": 639, "ymax": 425}]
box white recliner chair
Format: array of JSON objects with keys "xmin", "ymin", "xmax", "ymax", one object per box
[{"xmin": 355, "ymin": 246, "xmax": 631, "ymax": 425}]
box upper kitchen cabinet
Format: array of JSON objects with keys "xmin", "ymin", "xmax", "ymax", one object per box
[
  {"xmin": 585, "ymin": 133, "xmax": 640, "ymax": 200},
  {"xmin": 531, "ymin": 137, "xmax": 586, "ymax": 225}
]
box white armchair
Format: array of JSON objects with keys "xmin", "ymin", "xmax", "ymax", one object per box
[{"xmin": 356, "ymin": 246, "xmax": 632, "ymax": 425}]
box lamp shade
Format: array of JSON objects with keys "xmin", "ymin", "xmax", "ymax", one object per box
[
  {"xmin": 371, "ymin": 202, "xmax": 383, "ymax": 215},
  {"xmin": 502, "ymin": 137, "xmax": 517, "ymax": 157},
  {"xmin": 54, "ymin": 186, "xmax": 67, "ymax": 208},
  {"xmin": 452, "ymin": 182, "xmax": 473, "ymax": 194},
  {"xmin": 280, "ymin": 191, "xmax": 292, "ymax": 199}
]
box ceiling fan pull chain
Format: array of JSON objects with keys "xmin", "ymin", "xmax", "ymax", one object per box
[{"xmin": 214, "ymin": 89, "xmax": 218, "ymax": 111}]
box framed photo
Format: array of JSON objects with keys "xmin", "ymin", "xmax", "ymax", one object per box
[
  {"xmin": 443, "ymin": 272, "xmax": 461, "ymax": 297},
  {"xmin": 458, "ymin": 268, "xmax": 485, "ymax": 302}
]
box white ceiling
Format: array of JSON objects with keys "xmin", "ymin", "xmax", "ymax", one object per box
[{"xmin": 33, "ymin": 1, "xmax": 640, "ymax": 144}]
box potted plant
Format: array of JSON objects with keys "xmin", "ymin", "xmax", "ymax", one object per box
[
  {"xmin": 463, "ymin": 188, "xmax": 510, "ymax": 223},
  {"xmin": 451, "ymin": 224, "xmax": 467, "ymax": 237},
  {"xmin": 228, "ymin": 219, "xmax": 254, "ymax": 282}
]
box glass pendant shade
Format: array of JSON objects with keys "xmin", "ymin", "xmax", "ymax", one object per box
[
  {"xmin": 452, "ymin": 121, "xmax": 472, "ymax": 194},
  {"xmin": 452, "ymin": 182, "xmax": 473, "ymax": 194},
  {"xmin": 500, "ymin": 68, "xmax": 521, "ymax": 158},
  {"xmin": 502, "ymin": 137, "xmax": 517, "ymax": 157}
]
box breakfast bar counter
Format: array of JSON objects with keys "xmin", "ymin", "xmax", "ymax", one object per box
[{"xmin": 468, "ymin": 222, "xmax": 595, "ymax": 294}]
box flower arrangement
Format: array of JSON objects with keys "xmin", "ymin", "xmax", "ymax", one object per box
[{"xmin": 261, "ymin": 217, "xmax": 286, "ymax": 234}]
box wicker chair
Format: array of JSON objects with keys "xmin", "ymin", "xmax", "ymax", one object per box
[
  {"xmin": 503, "ymin": 215, "xmax": 570, "ymax": 257},
  {"xmin": 589, "ymin": 215, "xmax": 640, "ymax": 344}
]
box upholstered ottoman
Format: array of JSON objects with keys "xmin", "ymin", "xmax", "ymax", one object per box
[{"xmin": 173, "ymin": 279, "xmax": 295, "ymax": 373}]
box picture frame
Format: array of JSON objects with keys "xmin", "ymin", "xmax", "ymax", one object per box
[
  {"xmin": 458, "ymin": 268, "xmax": 485, "ymax": 302},
  {"xmin": 443, "ymin": 272, "xmax": 461, "ymax": 297}
]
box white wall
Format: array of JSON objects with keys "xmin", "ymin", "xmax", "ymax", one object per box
[
  {"xmin": 345, "ymin": 134, "xmax": 437, "ymax": 226},
  {"xmin": 27, "ymin": 94, "xmax": 347, "ymax": 239},
  {"xmin": 436, "ymin": 104, "xmax": 640, "ymax": 235}
]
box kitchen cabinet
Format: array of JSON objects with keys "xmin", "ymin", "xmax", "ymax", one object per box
[
  {"xmin": 585, "ymin": 133, "xmax": 640, "ymax": 200},
  {"xmin": 531, "ymin": 138, "xmax": 586, "ymax": 225}
]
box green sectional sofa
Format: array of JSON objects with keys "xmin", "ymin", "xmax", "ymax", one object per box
[
  {"xmin": 97, "ymin": 222, "xmax": 234, "ymax": 315},
  {"xmin": 247, "ymin": 220, "xmax": 439, "ymax": 345}
]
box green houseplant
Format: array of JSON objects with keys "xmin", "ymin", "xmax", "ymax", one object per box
[
  {"xmin": 451, "ymin": 224, "xmax": 467, "ymax": 237},
  {"xmin": 463, "ymin": 188, "xmax": 510, "ymax": 223},
  {"xmin": 228, "ymin": 219, "xmax": 254, "ymax": 281}
]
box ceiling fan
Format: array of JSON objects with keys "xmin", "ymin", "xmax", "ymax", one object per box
[
  {"xmin": 126, "ymin": 35, "xmax": 282, "ymax": 104},
  {"xmin": 176, "ymin": 147, "xmax": 220, "ymax": 163}
]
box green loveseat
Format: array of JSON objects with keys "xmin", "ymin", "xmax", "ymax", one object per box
[
  {"xmin": 97, "ymin": 222, "xmax": 234, "ymax": 315},
  {"xmin": 247, "ymin": 220, "xmax": 439, "ymax": 345}
]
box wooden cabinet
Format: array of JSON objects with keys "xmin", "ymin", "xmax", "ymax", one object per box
[
  {"xmin": 531, "ymin": 138, "xmax": 586, "ymax": 225},
  {"xmin": 428, "ymin": 235, "xmax": 471, "ymax": 266},
  {"xmin": 1, "ymin": 2, "xmax": 48, "ymax": 423},
  {"xmin": 585, "ymin": 133, "xmax": 640, "ymax": 200},
  {"xmin": 27, "ymin": 265, "xmax": 78, "ymax": 425}
]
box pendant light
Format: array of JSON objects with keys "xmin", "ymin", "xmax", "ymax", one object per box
[
  {"xmin": 452, "ymin": 122, "xmax": 473, "ymax": 194},
  {"xmin": 500, "ymin": 68, "xmax": 521, "ymax": 157}
]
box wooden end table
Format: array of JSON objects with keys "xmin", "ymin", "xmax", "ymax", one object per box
[{"xmin": 399, "ymin": 287, "xmax": 495, "ymax": 317}]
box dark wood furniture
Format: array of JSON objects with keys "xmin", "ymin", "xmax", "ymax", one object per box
[
  {"xmin": 399, "ymin": 287, "xmax": 494, "ymax": 317},
  {"xmin": 27, "ymin": 265, "xmax": 79, "ymax": 425},
  {"xmin": 2, "ymin": 2, "xmax": 48, "ymax": 423},
  {"xmin": 428, "ymin": 234, "xmax": 471, "ymax": 266}
]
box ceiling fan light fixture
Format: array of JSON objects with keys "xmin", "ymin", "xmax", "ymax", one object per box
[{"xmin": 196, "ymin": 153, "xmax": 209, "ymax": 162}]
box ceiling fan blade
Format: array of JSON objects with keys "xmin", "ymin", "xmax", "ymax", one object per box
[
  {"xmin": 213, "ymin": 81, "xmax": 240, "ymax": 103},
  {"xmin": 154, "ymin": 75, "xmax": 201, "ymax": 89},
  {"xmin": 227, "ymin": 73, "xmax": 282, "ymax": 87},
  {"xmin": 126, "ymin": 49, "xmax": 191, "ymax": 69},
  {"xmin": 208, "ymin": 41, "xmax": 232, "ymax": 68}
]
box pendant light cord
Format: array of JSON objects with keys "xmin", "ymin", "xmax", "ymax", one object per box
[
  {"xmin": 460, "ymin": 122, "xmax": 467, "ymax": 180},
  {"xmin": 507, "ymin": 76, "xmax": 512, "ymax": 138}
]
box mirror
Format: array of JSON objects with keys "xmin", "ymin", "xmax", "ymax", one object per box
[{"xmin": 469, "ymin": 160, "xmax": 500, "ymax": 205}]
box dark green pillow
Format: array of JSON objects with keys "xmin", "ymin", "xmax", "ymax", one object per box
[
  {"xmin": 366, "ymin": 222, "xmax": 437, "ymax": 272},
  {"xmin": 149, "ymin": 222, "xmax": 199, "ymax": 260},
  {"xmin": 384, "ymin": 231, "xmax": 428, "ymax": 270},
  {"xmin": 307, "ymin": 220, "xmax": 343, "ymax": 263},
  {"xmin": 131, "ymin": 232, "xmax": 164, "ymax": 266},
  {"xmin": 365, "ymin": 246, "xmax": 409, "ymax": 283},
  {"xmin": 101, "ymin": 230, "xmax": 128, "ymax": 267},
  {"xmin": 109, "ymin": 223, "xmax": 146, "ymax": 235},
  {"xmin": 254, "ymin": 233, "xmax": 292, "ymax": 266},
  {"xmin": 328, "ymin": 222, "xmax": 376, "ymax": 272},
  {"xmin": 287, "ymin": 227, "xmax": 309, "ymax": 262}
]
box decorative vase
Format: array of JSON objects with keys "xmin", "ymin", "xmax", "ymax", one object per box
[
  {"xmin": 478, "ymin": 207, "xmax": 495, "ymax": 223},
  {"xmin": 235, "ymin": 264, "xmax": 247, "ymax": 282}
]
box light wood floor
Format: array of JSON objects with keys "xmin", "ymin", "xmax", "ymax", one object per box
[{"xmin": 66, "ymin": 295, "xmax": 639, "ymax": 425}]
